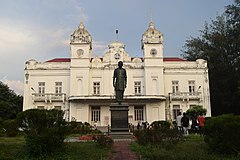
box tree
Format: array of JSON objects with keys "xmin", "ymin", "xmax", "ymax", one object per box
[
  {"xmin": 186, "ymin": 105, "xmax": 207, "ymax": 118},
  {"xmin": 0, "ymin": 81, "xmax": 23, "ymax": 120},
  {"xmin": 182, "ymin": 0, "xmax": 240, "ymax": 115}
]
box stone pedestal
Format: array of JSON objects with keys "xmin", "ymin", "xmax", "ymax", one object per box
[{"xmin": 110, "ymin": 103, "xmax": 129, "ymax": 132}]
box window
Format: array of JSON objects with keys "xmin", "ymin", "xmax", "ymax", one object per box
[
  {"xmin": 37, "ymin": 106, "xmax": 44, "ymax": 110},
  {"xmin": 55, "ymin": 82, "xmax": 62, "ymax": 95},
  {"xmin": 54, "ymin": 106, "xmax": 61, "ymax": 110},
  {"xmin": 172, "ymin": 81, "xmax": 179, "ymax": 94},
  {"xmin": 93, "ymin": 82, "xmax": 100, "ymax": 95},
  {"xmin": 172, "ymin": 105, "xmax": 181, "ymax": 120},
  {"xmin": 38, "ymin": 82, "xmax": 45, "ymax": 96},
  {"xmin": 134, "ymin": 106, "xmax": 144, "ymax": 121},
  {"xmin": 91, "ymin": 106, "xmax": 100, "ymax": 122},
  {"xmin": 188, "ymin": 80, "xmax": 195, "ymax": 94},
  {"xmin": 134, "ymin": 81, "xmax": 141, "ymax": 95}
]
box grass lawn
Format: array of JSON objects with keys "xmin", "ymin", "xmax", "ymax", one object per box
[
  {"xmin": 131, "ymin": 135, "xmax": 240, "ymax": 160},
  {"xmin": 0, "ymin": 136, "xmax": 110, "ymax": 160}
]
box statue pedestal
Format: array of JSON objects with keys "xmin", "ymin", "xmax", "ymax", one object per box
[{"xmin": 110, "ymin": 103, "xmax": 129, "ymax": 132}]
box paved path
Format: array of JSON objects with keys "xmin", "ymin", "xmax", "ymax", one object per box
[{"xmin": 108, "ymin": 141, "xmax": 137, "ymax": 160}]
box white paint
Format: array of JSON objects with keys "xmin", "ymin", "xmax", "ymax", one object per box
[{"xmin": 23, "ymin": 21, "xmax": 211, "ymax": 126}]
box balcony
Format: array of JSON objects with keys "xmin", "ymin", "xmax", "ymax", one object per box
[
  {"xmin": 32, "ymin": 93, "xmax": 66, "ymax": 103},
  {"xmin": 68, "ymin": 94, "xmax": 166, "ymax": 105},
  {"xmin": 169, "ymin": 92, "xmax": 201, "ymax": 101}
]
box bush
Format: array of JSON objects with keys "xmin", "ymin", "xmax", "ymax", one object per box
[
  {"xmin": 204, "ymin": 114, "xmax": 240, "ymax": 155},
  {"xmin": 0, "ymin": 117, "xmax": 4, "ymax": 136},
  {"xmin": 95, "ymin": 135, "xmax": 113, "ymax": 148},
  {"xmin": 66, "ymin": 121, "xmax": 101, "ymax": 135},
  {"xmin": 3, "ymin": 119, "xmax": 18, "ymax": 137},
  {"xmin": 151, "ymin": 120, "xmax": 171, "ymax": 130},
  {"xmin": 16, "ymin": 109, "xmax": 67, "ymax": 158},
  {"xmin": 134, "ymin": 121, "xmax": 182, "ymax": 146}
]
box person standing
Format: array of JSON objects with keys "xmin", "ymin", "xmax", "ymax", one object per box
[
  {"xmin": 191, "ymin": 116, "xmax": 198, "ymax": 134},
  {"xmin": 176, "ymin": 112, "xmax": 183, "ymax": 134},
  {"xmin": 198, "ymin": 113, "xmax": 205, "ymax": 135},
  {"xmin": 181, "ymin": 112, "xmax": 189, "ymax": 135}
]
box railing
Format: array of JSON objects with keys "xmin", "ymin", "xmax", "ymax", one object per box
[
  {"xmin": 68, "ymin": 94, "xmax": 166, "ymax": 101},
  {"xmin": 32, "ymin": 93, "xmax": 66, "ymax": 103},
  {"xmin": 169, "ymin": 92, "xmax": 201, "ymax": 101}
]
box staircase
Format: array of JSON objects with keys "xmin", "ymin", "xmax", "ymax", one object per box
[{"xmin": 109, "ymin": 131, "xmax": 133, "ymax": 141}]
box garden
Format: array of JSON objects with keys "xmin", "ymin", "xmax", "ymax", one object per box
[
  {"xmin": 1, "ymin": 107, "xmax": 240, "ymax": 160},
  {"xmin": 131, "ymin": 113, "xmax": 240, "ymax": 160},
  {"xmin": 0, "ymin": 109, "xmax": 112, "ymax": 160}
]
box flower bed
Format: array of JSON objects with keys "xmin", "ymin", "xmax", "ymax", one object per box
[{"xmin": 79, "ymin": 135, "xmax": 95, "ymax": 140}]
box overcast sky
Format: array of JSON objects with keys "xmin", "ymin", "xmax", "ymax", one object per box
[{"xmin": 0, "ymin": 0, "xmax": 232, "ymax": 95}]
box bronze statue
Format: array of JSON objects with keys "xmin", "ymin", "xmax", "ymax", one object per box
[{"xmin": 113, "ymin": 61, "xmax": 127, "ymax": 104}]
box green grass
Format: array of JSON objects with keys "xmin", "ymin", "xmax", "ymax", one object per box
[
  {"xmin": 0, "ymin": 136, "xmax": 110, "ymax": 160},
  {"xmin": 131, "ymin": 135, "xmax": 240, "ymax": 160}
]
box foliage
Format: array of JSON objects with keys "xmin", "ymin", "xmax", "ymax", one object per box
[
  {"xmin": 94, "ymin": 135, "xmax": 113, "ymax": 148},
  {"xmin": 3, "ymin": 119, "xmax": 18, "ymax": 137},
  {"xmin": 131, "ymin": 135, "xmax": 240, "ymax": 160},
  {"xmin": 0, "ymin": 136, "xmax": 110, "ymax": 160},
  {"xmin": 204, "ymin": 114, "xmax": 240, "ymax": 155},
  {"xmin": 186, "ymin": 105, "xmax": 207, "ymax": 118},
  {"xmin": 182, "ymin": 0, "xmax": 240, "ymax": 115},
  {"xmin": 16, "ymin": 109, "xmax": 67, "ymax": 158},
  {"xmin": 134, "ymin": 121, "xmax": 182, "ymax": 146},
  {"xmin": 66, "ymin": 121, "xmax": 101, "ymax": 135},
  {"xmin": 150, "ymin": 120, "xmax": 171, "ymax": 129},
  {"xmin": 0, "ymin": 81, "xmax": 23, "ymax": 120},
  {"xmin": 0, "ymin": 117, "xmax": 3, "ymax": 136}
]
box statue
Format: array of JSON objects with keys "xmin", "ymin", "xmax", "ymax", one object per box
[{"xmin": 113, "ymin": 61, "xmax": 127, "ymax": 104}]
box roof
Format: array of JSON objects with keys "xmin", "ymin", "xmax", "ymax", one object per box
[
  {"xmin": 163, "ymin": 57, "xmax": 186, "ymax": 62},
  {"xmin": 46, "ymin": 58, "xmax": 71, "ymax": 62},
  {"xmin": 46, "ymin": 57, "xmax": 187, "ymax": 63}
]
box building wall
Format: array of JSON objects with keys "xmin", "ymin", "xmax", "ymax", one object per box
[{"xmin": 23, "ymin": 21, "xmax": 211, "ymax": 127}]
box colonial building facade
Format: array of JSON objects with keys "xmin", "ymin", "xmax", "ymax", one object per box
[{"xmin": 23, "ymin": 21, "xmax": 211, "ymax": 126}]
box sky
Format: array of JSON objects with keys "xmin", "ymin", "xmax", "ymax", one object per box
[{"xmin": 0, "ymin": 0, "xmax": 233, "ymax": 95}]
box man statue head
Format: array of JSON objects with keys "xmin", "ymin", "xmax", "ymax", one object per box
[{"xmin": 118, "ymin": 61, "xmax": 123, "ymax": 68}]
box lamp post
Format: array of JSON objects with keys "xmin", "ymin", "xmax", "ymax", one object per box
[{"xmin": 168, "ymin": 92, "xmax": 173, "ymax": 127}]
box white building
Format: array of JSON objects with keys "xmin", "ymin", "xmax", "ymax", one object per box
[{"xmin": 23, "ymin": 21, "xmax": 211, "ymax": 126}]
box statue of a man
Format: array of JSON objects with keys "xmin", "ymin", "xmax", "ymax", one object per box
[{"xmin": 113, "ymin": 61, "xmax": 127, "ymax": 104}]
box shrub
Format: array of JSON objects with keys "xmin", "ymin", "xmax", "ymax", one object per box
[
  {"xmin": 3, "ymin": 119, "xmax": 18, "ymax": 137},
  {"xmin": 66, "ymin": 121, "xmax": 101, "ymax": 135},
  {"xmin": 151, "ymin": 120, "xmax": 171, "ymax": 130},
  {"xmin": 95, "ymin": 135, "xmax": 113, "ymax": 148},
  {"xmin": 0, "ymin": 117, "xmax": 3, "ymax": 126},
  {"xmin": 204, "ymin": 114, "xmax": 240, "ymax": 155},
  {"xmin": 16, "ymin": 109, "xmax": 67, "ymax": 158},
  {"xmin": 0, "ymin": 117, "xmax": 4, "ymax": 136},
  {"xmin": 134, "ymin": 121, "xmax": 182, "ymax": 146}
]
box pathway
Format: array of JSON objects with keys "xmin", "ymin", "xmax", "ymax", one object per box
[{"xmin": 108, "ymin": 141, "xmax": 137, "ymax": 160}]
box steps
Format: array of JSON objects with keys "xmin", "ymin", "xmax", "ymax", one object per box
[{"xmin": 109, "ymin": 131, "xmax": 133, "ymax": 141}]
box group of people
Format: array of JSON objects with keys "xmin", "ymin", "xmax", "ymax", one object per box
[{"xmin": 176, "ymin": 112, "xmax": 205, "ymax": 136}]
